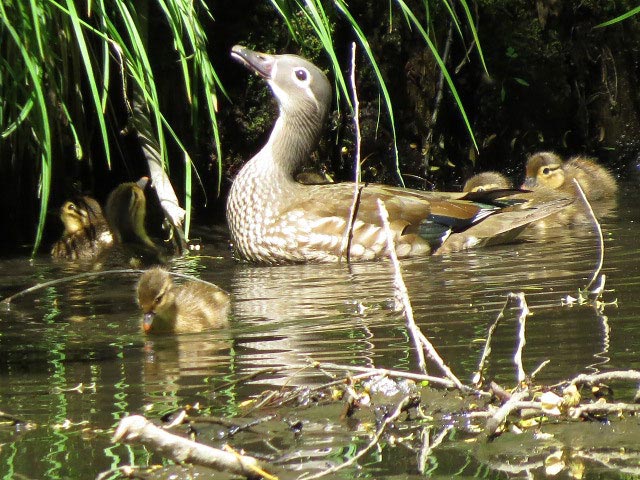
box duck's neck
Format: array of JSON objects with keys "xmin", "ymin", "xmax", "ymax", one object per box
[{"xmin": 229, "ymin": 107, "xmax": 324, "ymax": 216}]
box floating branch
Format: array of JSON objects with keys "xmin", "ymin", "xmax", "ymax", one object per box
[{"xmin": 112, "ymin": 415, "xmax": 275, "ymax": 480}]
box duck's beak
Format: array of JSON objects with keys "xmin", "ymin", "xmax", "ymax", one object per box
[
  {"xmin": 231, "ymin": 45, "xmax": 274, "ymax": 79},
  {"xmin": 143, "ymin": 312, "xmax": 155, "ymax": 333}
]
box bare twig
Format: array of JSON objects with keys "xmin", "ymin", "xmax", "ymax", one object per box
[
  {"xmin": 299, "ymin": 395, "xmax": 414, "ymax": 480},
  {"xmin": 570, "ymin": 370, "xmax": 640, "ymax": 387},
  {"xmin": 112, "ymin": 415, "xmax": 272, "ymax": 479},
  {"xmin": 376, "ymin": 199, "xmax": 427, "ymax": 374},
  {"xmin": 340, "ymin": 42, "xmax": 363, "ymax": 262},
  {"xmin": 418, "ymin": 425, "xmax": 453, "ymax": 474},
  {"xmin": 570, "ymin": 402, "xmax": 640, "ymax": 418},
  {"xmin": 473, "ymin": 292, "xmax": 530, "ymax": 386},
  {"xmin": 484, "ymin": 389, "xmax": 530, "ymax": 438},
  {"xmin": 572, "ymin": 179, "xmax": 604, "ymax": 290}
]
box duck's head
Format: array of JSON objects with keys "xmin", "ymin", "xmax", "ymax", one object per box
[
  {"xmin": 106, "ymin": 178, "xmax": 152, "ymax": 245},
  {"xmin": 136, "ymin": 267, "xmax": 176, "ymax": 333},
  {"xmin": 59, "ymin": 196, "xmax": 104, "ymax": 235},
  {"xmin": 522, "ymin": 151, "xmax": 565, "ymax": 190},
  {"xmin": 463, "ymin": 172, "xmax": 512, "ymax": 193},
  {"xmin": 231, "ymin": 45, "xmax": 332, "ymax": 127}
]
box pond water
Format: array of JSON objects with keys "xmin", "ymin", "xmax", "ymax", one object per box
[{"xmin": 0, "ymin": 183, "xmax": 639, "ymax": 479}]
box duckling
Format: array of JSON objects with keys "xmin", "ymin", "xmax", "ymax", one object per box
[
  {"xmin": 136, "ymin": 267, "xmax": 230, "ymax": 334},
  {"xmin": 523, "ymin": 152, "xmax": 617, "ymax": 201},
  {"xmin": 51, "ymin": 196, "xmax": 113, "ymax": 260},
  {"xmin": 463, "ymin": 171, "xmax": 513, "ymax": 193},
  {"xmin": 105, "ymin": 178, "xmax": 165, "ymax": 263}
]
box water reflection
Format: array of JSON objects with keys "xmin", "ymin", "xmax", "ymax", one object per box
[{"xmin": 0, "ymin": 185, "xmax": 638, "ymax": 478}]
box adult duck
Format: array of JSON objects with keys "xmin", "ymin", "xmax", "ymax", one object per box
[{"xmin": 228, "ymin": 46, "xmax": 570, "ymax": 264}]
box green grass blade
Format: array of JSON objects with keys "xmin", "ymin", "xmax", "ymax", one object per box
[
  {"xmin": 395, "ymin": 0, "xmax": 478, "ymax": 152},
  {"xmin": 0, "ymin": 2, "xmax": 52, "ymax": 254},
  {"xmin": 334, "ymin": 0, "xmax": 404, "ymax": 185},
  {"xmin": 596, "ymin": 6, "xmax": 640, "ymax": 27},
  {"xmin": 64, "ymin": 0, "xmax": 111, "ymax": 167},
  {"xmin": 458, "ymin": 0, "xmax": 488, "ymax": 73}
]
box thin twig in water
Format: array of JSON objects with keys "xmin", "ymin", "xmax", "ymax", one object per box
[
  {"xmin": 299, "ymin": 395, "xmax": 413, "ymax": 480},
  {"xmin": 418, "ymin": 425, "xmax": 453, "ymax": 474},
  {"xmin": 473, "ymin": 295, "xmax": 512, "ymax": 386},
  {"xmin": 570, "ymin": 370, "xmax": 640, "ymax": 387},
  {"xmin": 340, "ymin": 42, "xmax": 363, "ymax": 263},
  {"xmin": 376, "ymin": 199, "xmax": 427, "ymax": 374},
  {"xmin": 572, "ymin": 179, "xmax": 604, "ymax": 290},
  {"xmin": 377, "ymin": 200, "xmax": 465, "ymax": 389}
]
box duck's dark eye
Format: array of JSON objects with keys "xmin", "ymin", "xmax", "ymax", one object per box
[
  {"xmin": 154, "ymin": 294, "xmax": 163, "ymax": 304},
  {"xmin": 542, "ymin": 167, "xmax": 551, "ymax": 175},
  {"xmin": 295, "ymin": 69, "xmax": 307, "ymax": 81}
]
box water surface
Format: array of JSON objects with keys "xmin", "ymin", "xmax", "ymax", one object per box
[{"xmin": 0, "ymin": 185, "xmax": 639, "ymax": 479}]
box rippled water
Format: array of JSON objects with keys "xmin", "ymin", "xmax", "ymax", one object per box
[{"xmin": 0, "ymin": 184, "xmax": 639, "ymax": 478}]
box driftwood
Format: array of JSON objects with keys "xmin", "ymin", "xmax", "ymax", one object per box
[{"xmin": 112, "ymin": 415, "xmax": 275, "ymax": 479}]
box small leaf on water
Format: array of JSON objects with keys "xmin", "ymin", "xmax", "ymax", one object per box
[{"xmin": 514, "ymin": 77, "xmax": 530, "ymax": 87}]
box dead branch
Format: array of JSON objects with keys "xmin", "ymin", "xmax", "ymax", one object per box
[
  {"xmin": 484, "ymin": 389, "xmax": 530, "ymax": 438},
  {"xmin": 570, "ymin": 402, "xmax": 640, "ymax": 418},
  {"xmin": 112, "ymin": 415, "xmax": 274, "ymax": 480},
  {"xmin": 376, "ymin": 199, "xmax": 427, "ymax": 374},
  {"xmin": 570, "ymin": 370, "xmax": 640, "ymax": 387}
]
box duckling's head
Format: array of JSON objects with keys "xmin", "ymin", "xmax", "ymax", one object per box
[
  {"xmin": 59, "ymin": 196, "xmax": 105, "ymax": 235},
  {"xmin": 463, "ymin": 172, "xmax": 512, "ymax": 193},
  {"xmin": 231, "ymin": 45, "xmax": 332, "ymax": 131},
  {"xmin": 522, "ymin": 152, "xmax": 565, "ymax": 190},
  {"xmin": 136, "ymin": 267, "xmax": 176, "ymax": 333}
]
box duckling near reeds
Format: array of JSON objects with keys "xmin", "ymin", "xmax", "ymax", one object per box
[
  {"xmin": 136, "ymin": 267, "xmax": 230, "ymax": 334},
  {"xmin": 105, "ymin": 178, "xmax": 166, "ymax": 264},
  {"xmin": 463, "ymin": 172, "xmax": 513, "ymax": 193},
  {"xmin": 523, "ymin": 152, "xmax": 618, "ymax": 201},
  {"xmin": 51, "ymin": 196, "xmax": 113, "ymax": 260}
]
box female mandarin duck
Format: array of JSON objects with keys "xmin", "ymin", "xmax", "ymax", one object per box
[
  {"xmin": 463, "ymin": 172, "xmax": 513, "ymax": 193},
  {"xmin": 228, "ymin": 46, "xmax": 570, "ymax": 264},
  {"xmin": 51, "ymin": 196, "xmax": 113, "ymax": 260},
  {"xmin": 523, "ymin": 151, "xmax": 617, "ymax": 201},
  {"xmin": 136, "ymin": 267, "xmax": 230, "ymax": 334}
]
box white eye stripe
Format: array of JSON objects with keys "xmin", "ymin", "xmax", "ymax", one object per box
[{"xmin": 291, "ymin": 67, "xmax": 311, "ymax": 86}]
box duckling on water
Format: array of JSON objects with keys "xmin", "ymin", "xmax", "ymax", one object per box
[
  {"xmin": 136, "ymin": 267, "xmax": 230, "ymax": 334},
  {"xmin": 523, "ymin": 151, "xmax": 617, "ymax": 201},
  {"xmin": 51, "ymin": 196, "xmax": 113, "ymax": 260}
]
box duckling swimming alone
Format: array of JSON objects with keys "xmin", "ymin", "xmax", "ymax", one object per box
[
  {"xmin": 136, "ymin": 267, "xmax": 230, "ymax": 334},
  {"xmin": 51, "ymin": 196, "xmax": 113, "ymax": 260},
  {"xmin": 523, "ymin": 151, "xmax": 617, "ymax": 201}
]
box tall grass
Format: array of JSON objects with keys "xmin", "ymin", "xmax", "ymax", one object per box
[
  {"xmin": 270, "ymin": 0, "xmax": 487, "ymax": 184},
  {"xmin": 1, "ymin": 0, "xmax": 223, "ymax": 254}
]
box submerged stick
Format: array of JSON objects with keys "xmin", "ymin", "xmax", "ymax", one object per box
[
  {"xmin": 301, "ymin": 395, "xmax": 414, "ymax": 480},
  {"xmin": 112, "ymin": 415, "xmax": 272, "ymax": 479},
  {"xmin": 340, "ymin": 42, "xmax": 363, "ymax": 262}
]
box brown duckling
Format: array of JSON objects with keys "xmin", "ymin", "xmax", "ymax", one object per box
[
  {"xmin": 106, "ymin": 178, "xmax": 166, "ymax": 263},
  {"xmin": 523, "ymin": 152, "xmax": 617, "ymax": 201},
  {"xmin": 51, "ymin": 196, "xmax": 113, "ymax": 260},
  {"xmin": 463, "ymin": 171, "xmax": 513, "ymax": 193},
  {"xmin": 136, "ymin": 267, "xmax": 230, "ymax": 334}
]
